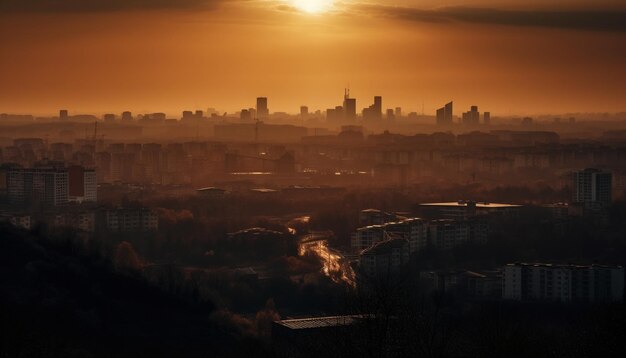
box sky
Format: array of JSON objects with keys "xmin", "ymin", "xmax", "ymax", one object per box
[{"xmin": 1, "ymin": 0, "xmax": 625, "ymax": 116}]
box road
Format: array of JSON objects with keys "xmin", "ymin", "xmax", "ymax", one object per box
[{"xmin": 288, "ymin": 216, "xmax": 355, "ymax": 287}]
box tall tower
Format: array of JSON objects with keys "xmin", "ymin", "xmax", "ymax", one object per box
[
  {"xmin": 256, "ymin": 97, "xmax": 269, "ymax": 119},
  {"xmin": 343, "ymin": 88, "xmax": 356, "ymax": 122},
  {"xmin": 374, "ymin": 96, "xmax": 382, "ymax": 119}
]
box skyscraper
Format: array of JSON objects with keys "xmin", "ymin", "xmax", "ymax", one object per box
[
  {"xmin": 121, "ymin": 111, "xmax": 133, "ymax": 122},
  {"xmin": 374, "ymin": 96, "xmax": 382, "ymax": 117},
  {"xmin": 462, "ymin": 105, "xmax": 480, "ymax": 126},
  {"xmin": 445, "ymin": 101, "xmax": 453, "ymax": 123},
  {"xmin": 436, "ymin": 101, "xmax": 453, "ymax": 125},
  {"xmin": 362, "ymin": 96, "xmax": 383, "ymax": 121},
  {"xmin": 60, "ymin": 109, "xmax": 68, "ymax": 121},
  {"xmin": 343, "ymin": 89, "xmax": 356, "ymax": 122},
  {"xmin": 256, "ymin": 97, "xmax": 269, "ymax": 119}
]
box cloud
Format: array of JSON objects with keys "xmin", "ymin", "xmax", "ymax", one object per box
[
  {"xmin": 0, "ymin": 0, "xmax": 227, "ymax": 12},
  {"xmin": 355, "ymin": 4, "xmax": 626, "ymax": 32}
]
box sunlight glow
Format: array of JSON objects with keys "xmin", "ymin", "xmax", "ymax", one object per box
[{"xmin": 292, "ymin": 0, "xmax": 334, "ymax": 14}]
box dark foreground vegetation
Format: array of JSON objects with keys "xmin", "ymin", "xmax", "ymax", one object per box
[{"xmin": 3, "ymin": 215, "xmax": 626, "ymax": 357}]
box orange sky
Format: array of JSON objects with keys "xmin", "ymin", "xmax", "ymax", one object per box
[{"xmin": 1, "ymin": 1, "xmax": 625, "ymax": 116}]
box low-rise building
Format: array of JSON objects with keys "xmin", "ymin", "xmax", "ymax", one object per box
[
  {"xmin": 103, "ymin": 207, "xmax": 158, "ymax": 232},
  {"xmin": 0, "ymin": 214, "xmax": 32, "ymax": 230}
]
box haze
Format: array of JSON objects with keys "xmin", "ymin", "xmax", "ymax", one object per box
[{"xmin": 1, "ymin": 0, "xmax": 626, "ymax": 115}]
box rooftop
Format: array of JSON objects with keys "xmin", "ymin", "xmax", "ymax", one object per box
[
  {"xmin": 274, "ymin": 315, "xmax": 367, "ymax": 330},
  {"xmin": 507, "ymin": 262, "xmax": 623, "ymax": 270},
  {"xmin": 420, "ymin": 201, "xmax": 521, "ymax": 208}
]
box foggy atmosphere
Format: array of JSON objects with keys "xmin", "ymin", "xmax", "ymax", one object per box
[{"xmin": 2, "ymin": 1, "xmax": 626, "ymax": 357}]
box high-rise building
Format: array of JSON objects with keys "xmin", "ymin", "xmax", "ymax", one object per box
[
  {"xmin": 436, "ymin": 101, "xmax": 453, "ymax": 125},
  {"xmin": 395, "ymin": 107, "xmax": 402, "ymax": 118},
  {"xmin": 326, "ymin": 106, "xmax": 344, "ymax": 122},
  {"xmin": 359, "ymin": 238, "xmax": 410, "ymax": 281},
  {"xmin": 573, "ymin": 168, "xmax": 612, "ymax": 208},
  {"xmin": 483, "ymin": 111, "xmax": 491, "ymax": 125},
  {"xmin": 67, "ymin": 165, "xmax": 97, "ymax": 203},
  {"xmin": 7, "ymin": 167, "xmax": 69, "ymax": 206},
  {"xmin": 362, "ymin": 96, "xmax": 382, "ymax": 121},
  {"xmin": 461, "ymin": 105, "xmax": 480, "ymax": 126},
  {"xmin": 103, "ymin": 114, "xmax": 116, "ymax": 122},
  {"xmin": 300, "ymin": 106, "xmax": 309, "ymax": 118},
  {"xmin": 60, "ymin": 110, "xmax": 69, "ymax": 121},
  {"xmin": 503, "ymin": 263, "xmax": 624, "ymax": 303},
  {"xmin": 256, "ymin": 97, "xmax": 269, "ymax": 119},
  {"xmin": 386, "ymin": 108, "xmax": 395, "ymax": 120},
  {"xmin": 343, "ymin": 89, "xmax": 356, "ymax": 122}
]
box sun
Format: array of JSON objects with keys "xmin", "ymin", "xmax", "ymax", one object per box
[{"xmin": 292, "ymin": 0, "xmax": 334, "ymax": 14}]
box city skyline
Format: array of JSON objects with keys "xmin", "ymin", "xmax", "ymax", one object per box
[{"xmin": 1, "ymin": 1, "xmax": 626, "ymax": 115}]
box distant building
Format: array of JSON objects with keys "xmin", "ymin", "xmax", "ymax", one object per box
[
  {"xmin": 362, "ymin": 96, "xmax": 382, "ymax": 121},
  {"xmin": 352, "ymin": 217, "xmax": 428, "ymax": 254},
  {"xmin": 351, "ymin": 225, "xmax": 385, "ymax": 252},
  {"xmin": 182, "ymin": 111, "xmax": 194, "ymax": 120},
  {"xmin": 461, "ymin": 105, "xmax": 480, "ymax": 126},
  {"xmin": 428, "ymin": 219, "xmax": 488, "ymax": 250},
  {"xmin": 503, "ymin": 263, "xmax": 624, "ymax": 303},
  {"xmin": 395, "ymin": 107, "xmax": 402, "ymax": 118},
  {"xmin": 0, "ymin": 214, "xmax": 32, "ymax": 230},
  {"xmin": 300, "ymin": 106, "xmax": 309, "ymax": 118},
  {"xmin": 358, "ymin": 208, "xmax": 401, "ymax": 226},
  {"xmin": 257, "ymin": 97, "xmax": 269, "ymax": 119},
  {"xmin": 103, "ymin": 113, "xmax": 116, "ymax": 122},
  {"xmin": 483, "ymin": 111, "xmax": 491, "ymax": 125},
  {"xmin": 422, "ymin": 269, "xmax": 502, "ymax": 299},
  {"xmin": 7, "ymin": 167, "xmax": 69, "ymax": 206},
  {"xmin": 51, "ymin": 211, "xmax": 96, "ymax": 232},
  {"xmin": 103, "ymin": 207, "xmax": 158, "ymax": 232},
  {"xmin": 572, "ymin": 168, "xmax": 612, "ymax": 209},
  {"xmin": 417, "ymin": 200, "xmax": 521, "ymax": 220},
  {"xmin": 67, "ymin": 165, "xmax": 97, "ymax": 203},
  {"xmin": 240, "ymin": 109, "xmax": 251, "ymax": 121},
  {"xmin": 436, "ymin": 101, "xmax": 453, "ymax": 125},
  {"xmin": 60, "ymin": 109, "xmax": 68, "ymax": 121},
  {"xmin": 121, "ymin": 111, "xmax": 133, "ymax": 122},
  {"xmin": 343, "ymin": 89, "xmax": 356, "ymax": 121},
  {"xmin": 359, "ymin": 238, "xmax": 410, "ymax": 281},
  {"xmin": 386, "ymin": 109, "xmax": 395, "ymax": 120}
]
